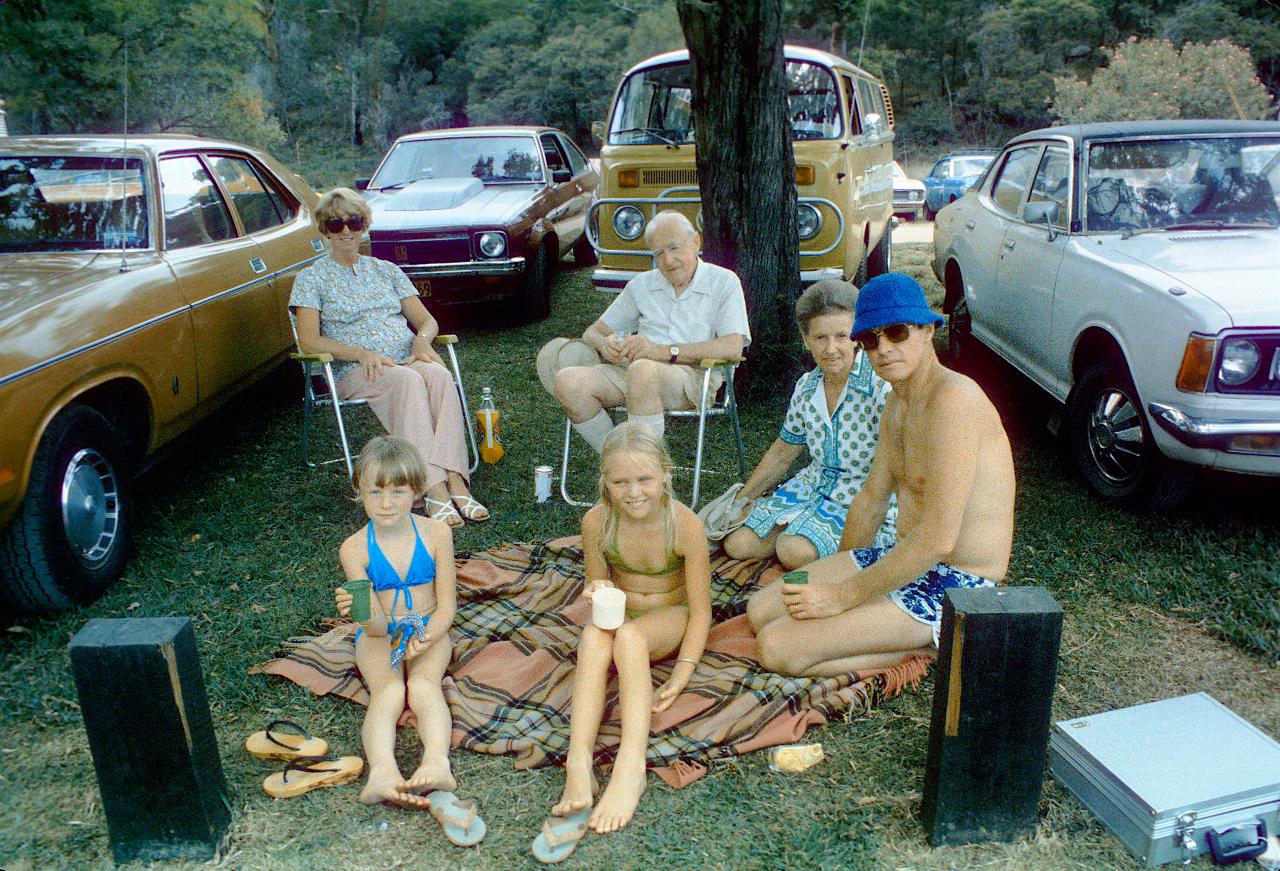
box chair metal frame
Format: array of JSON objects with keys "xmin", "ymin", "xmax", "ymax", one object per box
[
  {"xmin": 559, "ymin": 358, "xmax": 746, "ymax": 509},
  {"xmin": 289, "ymin": 317, "xmax": 479, "ymax": 479}
]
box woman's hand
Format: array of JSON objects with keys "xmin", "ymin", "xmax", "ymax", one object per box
[
  {"xmin": 410, "ymin": 334, "xmax": 446, "ymax": 367},
  {"xmin": 652, "ymin": 660, "xmax": 696, "ymax": 712},
  {"xmin": 357, "ymin": 349, "xmax": 398, "ymax": 380},
  {"xmin": 781, "ymin": 582, "xmax": 853, "ymax": 620},
  {"xmin": 582, "ymin": 578, "xmax": 615, "ymax": 598},
  {"xmin": 334, "ymin": 587, "xmax": 352, "ymax": 618}
]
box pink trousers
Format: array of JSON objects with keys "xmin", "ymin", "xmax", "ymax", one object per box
[{"xmin": 338, "ymin": 361, "xmax": 468, "ymax": 486}]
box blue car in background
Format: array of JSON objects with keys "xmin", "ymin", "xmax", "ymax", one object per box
[{"xmin": 923, "ymin": 149, "xmax": 998, "ymax": 220}]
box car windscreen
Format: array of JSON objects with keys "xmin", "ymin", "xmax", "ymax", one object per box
[
  {"xmin": 609, "ymin": 60, "xmax": 843, "ymax": 145},
  {"xmin": 951, "ymin": 156, "xmax": 993, "ymax": 177},
  {"xmin": 0, "ymin": 155, "xmax": 150, "ymax": 252},
  {"xmin": 1085, "ymin": 136, "xmax": 1280, "ymax": 232},
  {"xmin": 371, "ymin": 136, "xmax": 544, "ymax": 189}
]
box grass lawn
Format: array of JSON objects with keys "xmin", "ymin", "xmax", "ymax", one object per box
[{"xmin": 1, "ymin": 242, "xmax": 1277, "ymax": 870}]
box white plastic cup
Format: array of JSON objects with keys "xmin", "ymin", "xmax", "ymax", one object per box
[
  {"xmin": 591, "ymin": 586, "xmax": 627, "ymax": 630},
  {"xmin": 534, "ymin": 465, "xmax": 552, "ymax": 503}
]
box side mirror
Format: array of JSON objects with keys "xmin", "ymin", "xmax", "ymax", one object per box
[
  {"xmin": 1022, "ymin": 200, "xmax": 1060, "ymax": 240},
  {"xmin": 551, "ymin": 168, "xmax": 572, "ymax": 184},
  {"xmin": 354, "ymin": 177, "xmax": 370, "ymax": 191},
  {"xmin": 591, "ymin": 121, "xmax": 605, "ymax": 146}
]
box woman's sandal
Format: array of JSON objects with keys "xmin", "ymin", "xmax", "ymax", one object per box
[
  {"xmin": 262, "ymin": 754, "xmax": 364, "ymax": 798},
  {"xmin": 450, "ymin": 494, "xmax": 490, "ymax": 523},
  {"xmin": 424, "ymin": 791, "xmax": 487, "ymax": 847},
  {"xmin": 531, "ymin": 807, "xmax": 590, "ymax": 864},
  {"xmin": 425, "ymin": 498, "xmax": 464, "ymax": 528},
  {"xmin": 244, "ymin": 720, "xmax": 328, "ymax": 761}
]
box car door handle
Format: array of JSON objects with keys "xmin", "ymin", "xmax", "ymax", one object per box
[
  {"xmin": 1002, "ymin": 239, "xmax": 1016, "ymax": 250},
  {"xmin": 249, "ymin": 257, "xmax": 267, "ymax": 274}
]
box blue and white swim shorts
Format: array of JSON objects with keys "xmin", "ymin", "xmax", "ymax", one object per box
[{"xmin": 849, "ymin": 545, "xmax": 997, "ymax": 646}]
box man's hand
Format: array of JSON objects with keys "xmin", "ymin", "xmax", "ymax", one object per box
[
  {"xmin": 598, "ymin": 333, "xmax": 624, "ymax": 364},
  {"xmin": 410, "ymin": 335, "xmax": 445, "ymax": 367},
  {"xmin": 334, "ymin": 587, "xmax": 352, "ymax": 618},
  {"xmin": 357, "ymin": 349, "xmax": 398, "ymax": 380},
  {"xmin": 618, "ymin": 334, "xmax": 659, "ymax": 363},
  {"xmin": 652, "ymin": 660, "xmax": 695, "ymax": 712},
  {"xmin": 781, "ymin": 582, "xmax": 854, "ymax": 620}
]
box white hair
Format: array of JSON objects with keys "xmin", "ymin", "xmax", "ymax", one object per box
[{"xmin": 643, "ymin": 210, "xmax": 697, "ymax": 247}]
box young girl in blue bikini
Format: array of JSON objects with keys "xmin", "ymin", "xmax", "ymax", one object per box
[
  {"xmin": 543, "ymin": 422, "xmax": 712, "ymax": 845},
  {"xmin": 333, "ymin": 437, "xmax": 484, "ymax": 844}
]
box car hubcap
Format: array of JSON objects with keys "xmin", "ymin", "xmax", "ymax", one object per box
[
  {"xmin": 1088, "ymin": 387, "xmax": 1145, "ymax": 484},
  {"xmin": 61, "ymin": 448, "xmax": 120, "ymax": 567}
]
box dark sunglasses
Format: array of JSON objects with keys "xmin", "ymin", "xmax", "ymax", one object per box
[
  {"xmin": 853, "ymin": 323, "xmax": 914, "ymax": 350},
  {"xmin": 322, "ymin": 215, "xmax": 367, "ymax": 234}
]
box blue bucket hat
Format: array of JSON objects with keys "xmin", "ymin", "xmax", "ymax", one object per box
[{"xmin": 852, "ymin": 272, "xmax": 944, "ymax": 335}]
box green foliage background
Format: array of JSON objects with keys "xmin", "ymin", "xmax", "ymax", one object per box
[{"xmin": 2, "ymin": 0, "xmax": 1276, "ymax": 185}]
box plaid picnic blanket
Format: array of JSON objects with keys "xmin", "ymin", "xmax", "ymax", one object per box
[{"xmin": 253, "ymin": 536, "xmax": 931, "ymax": 786}]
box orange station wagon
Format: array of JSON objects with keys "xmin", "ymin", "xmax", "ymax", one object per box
[{"xmin": 0, "ymin": 135, "xmax": 322, "ymax": 613}]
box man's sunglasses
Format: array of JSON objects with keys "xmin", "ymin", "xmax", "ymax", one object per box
[
  {"xmin": 322, "ymin": 215, "xmax": 367, "ymax": 234},
  {"xmin": 853, "ymin": 323, "xmax": 914, "ymax": 350}
]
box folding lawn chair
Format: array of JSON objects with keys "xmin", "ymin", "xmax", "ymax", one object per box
[
  {"xmin": 288, "ymin": 314, "xmax": 479, "ymax": 479},
  {"xmin": 559, "ymin": 357, "xmax": 746, "ymax": 509}
]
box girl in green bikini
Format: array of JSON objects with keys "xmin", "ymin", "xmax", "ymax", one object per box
[{"xmin": 547, "ymin": 422, "xmax": 712, "ymax": 841}]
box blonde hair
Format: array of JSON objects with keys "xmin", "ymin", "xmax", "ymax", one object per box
[
  {"xmin": 597, "ymin": 421, "xmax": 676, "ymax": 551},
  {"xmin": 314, "ymin": 187, "xmax": 372, "ymax": 234},
  {"xmin": 352, "ymin": 436, "xmax": 428, "ymax": 495}
]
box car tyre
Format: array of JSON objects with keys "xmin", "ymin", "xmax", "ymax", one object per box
[
  {"xmin": 1066, "ymin": 362, "xmax": 1196, "ymax": 510},
  {"xmin": 0, "ymin": 405, "xmax": 133, "ymax": 614},
  {"xmin": 947, "ymin": 296, "xmax": 972, "ymax": 368},
  {"xmin": 866, "ymin": 225, "xmax": 891, "ymax": 278},
  {"xmin": 571, "ymin": 232, "xmax": 597, "ymax": 267},
  {"xmin": 522, "ymin": 243, "xmax": 551, "ymax": 320},
  {"xmin": 924, "ymin": 204, "xmax": 937, "ymax": 222}
]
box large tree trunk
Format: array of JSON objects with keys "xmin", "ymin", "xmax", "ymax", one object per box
[{"xmin": 677, "ymin": 0, "xmax": 802, "ymax": 396}]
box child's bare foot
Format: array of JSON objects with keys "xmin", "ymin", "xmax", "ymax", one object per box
[
  {"xmin": 403, "ymin": 756, "xmax": 457, "ymax": 795},
  {"xmin": 588, "ymin": 764, "xmax": 646, "ymax": 833},
  {"xmin": 360, "ymin": 765, "xmax": 430, "ymax": 809},
  {"xmin": 551, "ymin": 759, "xmax": 598, "ymax": 817}
]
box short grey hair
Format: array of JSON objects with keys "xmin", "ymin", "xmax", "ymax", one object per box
[
  {"xmin": 643, "ymin": 210, "xmax": 698, "ymax": 247},
  {"xmin": 795, "ymin": 279, "xmax": 859, "ymax": 333}
]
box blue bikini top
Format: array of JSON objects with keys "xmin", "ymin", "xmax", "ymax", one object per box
[{"xmin": 367, "ymin": 517, "xmax": 436, "ymax": 593}]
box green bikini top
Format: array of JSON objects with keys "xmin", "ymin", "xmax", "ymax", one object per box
[{"xmin": 603, "ymin": 522, "xmax": 684, "ymax": 576}]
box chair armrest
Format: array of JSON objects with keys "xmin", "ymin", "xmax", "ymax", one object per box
[
  {"xmin": 698, "ymin": 357, "xmax": 742, "ymax": 369},
  {"xmin": 434, "ymin": 334, "xmax": 458, "ymax": 345},
  {"xmin": 290, "ymin": 351, "xmax": 334, "ymax": 364}
]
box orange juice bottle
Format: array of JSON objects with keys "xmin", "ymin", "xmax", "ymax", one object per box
[{"xmin": 475, "ymin": 387, "xmax": 504, "ymax": 464}]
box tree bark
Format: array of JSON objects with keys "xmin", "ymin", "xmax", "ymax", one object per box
[{"xmin": 677, "ymin": 0, "xmax": 802, "ymax": 396}]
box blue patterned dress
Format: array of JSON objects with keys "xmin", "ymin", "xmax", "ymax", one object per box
[{"xmin": 742, "ymin": 353, "xmax": 896, "ymax": 557}]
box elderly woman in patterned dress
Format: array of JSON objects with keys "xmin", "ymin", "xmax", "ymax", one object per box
[
  {"xmin": 723, "ymin": 279, "xmax": 894, "ymax": 569},
  {"xmin": 290, "ymin": 188, "xmax": 486, "ymax": 527}
]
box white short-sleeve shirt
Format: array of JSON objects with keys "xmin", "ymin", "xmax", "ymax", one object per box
[{"xmin": 600, "ymin": 259, "xmax": 751, "ymax": 347}]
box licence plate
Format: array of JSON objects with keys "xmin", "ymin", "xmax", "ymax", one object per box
[{"xmin": 412, "ymin": 279, "xmax": 432, "ymax": 297}]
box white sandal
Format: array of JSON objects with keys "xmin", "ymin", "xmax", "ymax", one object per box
[
  {"xmin": 425, "ymin": 498, "xmax": 464, "ymax": 528},
  {"xmin": 451, "ymin": 494, "xmax": 490, "ymax": 523}
]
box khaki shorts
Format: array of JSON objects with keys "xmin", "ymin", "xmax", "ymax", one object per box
[{"xmin": 594, "ymin": 361, "xmax": 721, "ymax": 410}]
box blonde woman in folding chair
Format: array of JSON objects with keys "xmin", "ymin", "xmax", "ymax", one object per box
[
  {"xmin": 290, "ymin": 188, "xmax": 487, "ymax": 527},
  {"xmin": 723, "ymin": 279, "xmax": 895, "ymax": 569}
]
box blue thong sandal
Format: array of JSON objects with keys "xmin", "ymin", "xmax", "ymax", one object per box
[
  {"xmin": 531, "ymin": 807, "xmax": 590, "ymax": 864},
  {"xmin": 426, "ymin": 791, "xmax": 487, "ymax": 847}
]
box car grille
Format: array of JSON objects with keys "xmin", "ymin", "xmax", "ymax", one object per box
[
  {"xmin": 1215, "ymin": 333, "xmax": 1280, "ymax": 395},
  {"xmin": 370, "ymin": 233, "xmax": 470, "ymax": 264},
  {"xmin": 642, "ymin": 168, "xmax": 697, "ymax": 187},
  {"xmin": 894, "ymin": 189, "xmax": 924, "ymax": 201}
]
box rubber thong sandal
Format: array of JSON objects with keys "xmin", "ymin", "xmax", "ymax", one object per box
[
  {"xmin": 450, "ymin": 494, "xmax": 490, "ymax": 522},
  {"xmin": 245, "ymin": 720, "xmax": 328, "ymax": 761},
  {"xmin": 425, "ymin": 498, "xmax": 464, "ymax": 528},
  {"xmin": 531, "ymin": 808, "xmax": 590, "ymax": 864},
  {"xmin": 263, "ymin": 754, "xmax": 364, "ymax": 798},
  {"xmin": 425, "ymin": 791, "xmax": 487, "ymax": 847}
]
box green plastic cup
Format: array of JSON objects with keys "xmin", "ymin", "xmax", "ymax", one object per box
[
  {"xmin": 342, "ymin": 579, "xmax": 372, "ymax": 622},
  {"xmin": 782, "ymin": 570, "xmax": 809, "ymax": 585}
]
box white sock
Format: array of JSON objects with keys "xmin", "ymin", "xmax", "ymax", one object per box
[
  {"xmin": 573, "ymin": 410, "xmax": 614, "ymax": 454},
  {"xmin": 628, "ymin": 412, "xmax": 665, "ymax": 439}
]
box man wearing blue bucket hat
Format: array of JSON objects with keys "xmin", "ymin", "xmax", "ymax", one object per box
[{"xmin": 747, "ymin": 273, "xmax": 1016, "ymax": 676}]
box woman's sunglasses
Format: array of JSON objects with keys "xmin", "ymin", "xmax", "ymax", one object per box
[
  {"xmin": 322, "ymin": 215, "xmax": 367, "ymax": 234},
  {"xmin": 853, "ymin": 323, "xmax": 914, "ymax": 350}
]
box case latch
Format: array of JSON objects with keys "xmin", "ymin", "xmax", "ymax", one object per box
[{"xmin": 1175, "ymin": 812, "xmax": 1198, "ymax": 864}]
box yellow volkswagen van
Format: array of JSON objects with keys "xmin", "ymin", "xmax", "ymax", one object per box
[{"xmin": 588, "ymin": 45, "xmax": 896, "ymax": 291}]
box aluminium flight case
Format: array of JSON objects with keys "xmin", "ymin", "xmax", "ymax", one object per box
[{"xmin": 1049, "ymin": 692, "xmax": 1280, "ymax": 866}]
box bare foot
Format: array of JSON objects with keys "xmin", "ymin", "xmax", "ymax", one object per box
[
  {"xmin": 360, "ymin": 765, "xmax": 430, "ymax": 810},
  {"xmin": 403, "ymin": 755, "xmax": 457, "ymax": 795},
  {"xmin": 551, "ymin": 758, "xmax": 598, "ymax": 817},
  {"xmin": 589, "ymin": 764, "xmax": 646, "ymax": 833}
]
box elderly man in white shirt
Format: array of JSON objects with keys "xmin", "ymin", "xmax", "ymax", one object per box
[{"xmin": 551, "ymin": 211, "xmax": 751, "ymax": 452}]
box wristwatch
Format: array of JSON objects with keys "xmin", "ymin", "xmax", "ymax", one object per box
[{"xmin": 668, "ymin": 345, "xmax": 680, "ymax": 364}]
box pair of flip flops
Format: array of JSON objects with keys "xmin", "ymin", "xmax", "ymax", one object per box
[
  {"xmin": 247, "ymin": 721, "xmax": 364, "ymax": 799},
  {"xmin": 531, "ymin": 808, "xmax": 591, "ymax": 864},
  {"xmin": 245, "ymin": 720, "xmax": 328, "ymax": 761}
]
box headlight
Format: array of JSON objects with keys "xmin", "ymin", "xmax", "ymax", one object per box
[
  {"xmin": 477, "ymin": 231, "xmax": 506, "ymax": 258},
  {"xmin": 797, "ymin": 203, "xmax": 822, "ymax": 240},
  {"xmin": 1219, "ymin": 338, "xmax": 1260, "ymax": 385},
  {"xmin": 612, "ymin": 205, "xmax": 644, "ymax": 241}
]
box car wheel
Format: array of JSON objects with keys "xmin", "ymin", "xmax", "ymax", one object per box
[
  {"xmin": 522, "ymin": 243, "xmax": 551, "ymax": 320},
  {"xmin": 867, "ymin": 224, "xmax": 891, "ymax": 278},
  {"xmin": 924, "ymin": 204, "xmax": 936, "ymax": 222},
  {"xmin": 0, "ymin": 405, "xmax": 133, "ymax": 613},
  {"xmin": 947, "ymin": 295, "xmax": 972, "ymax": 367},
  {"xmin": 1066, "ymin": 362, "xmax": 1196, "ymax": 510},
  {"xmin": 571, "ymin": 232, "xmax": 597, "ymax": 267}
]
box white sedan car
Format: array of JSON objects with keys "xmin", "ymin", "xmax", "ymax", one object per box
[
  {"xmin": 891, "ymin": 161, "xmax": 926, "ymax": 220},
  {"xmin": 934, "ymin": 120, "xmax": 1280, "ymax": 509}
]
